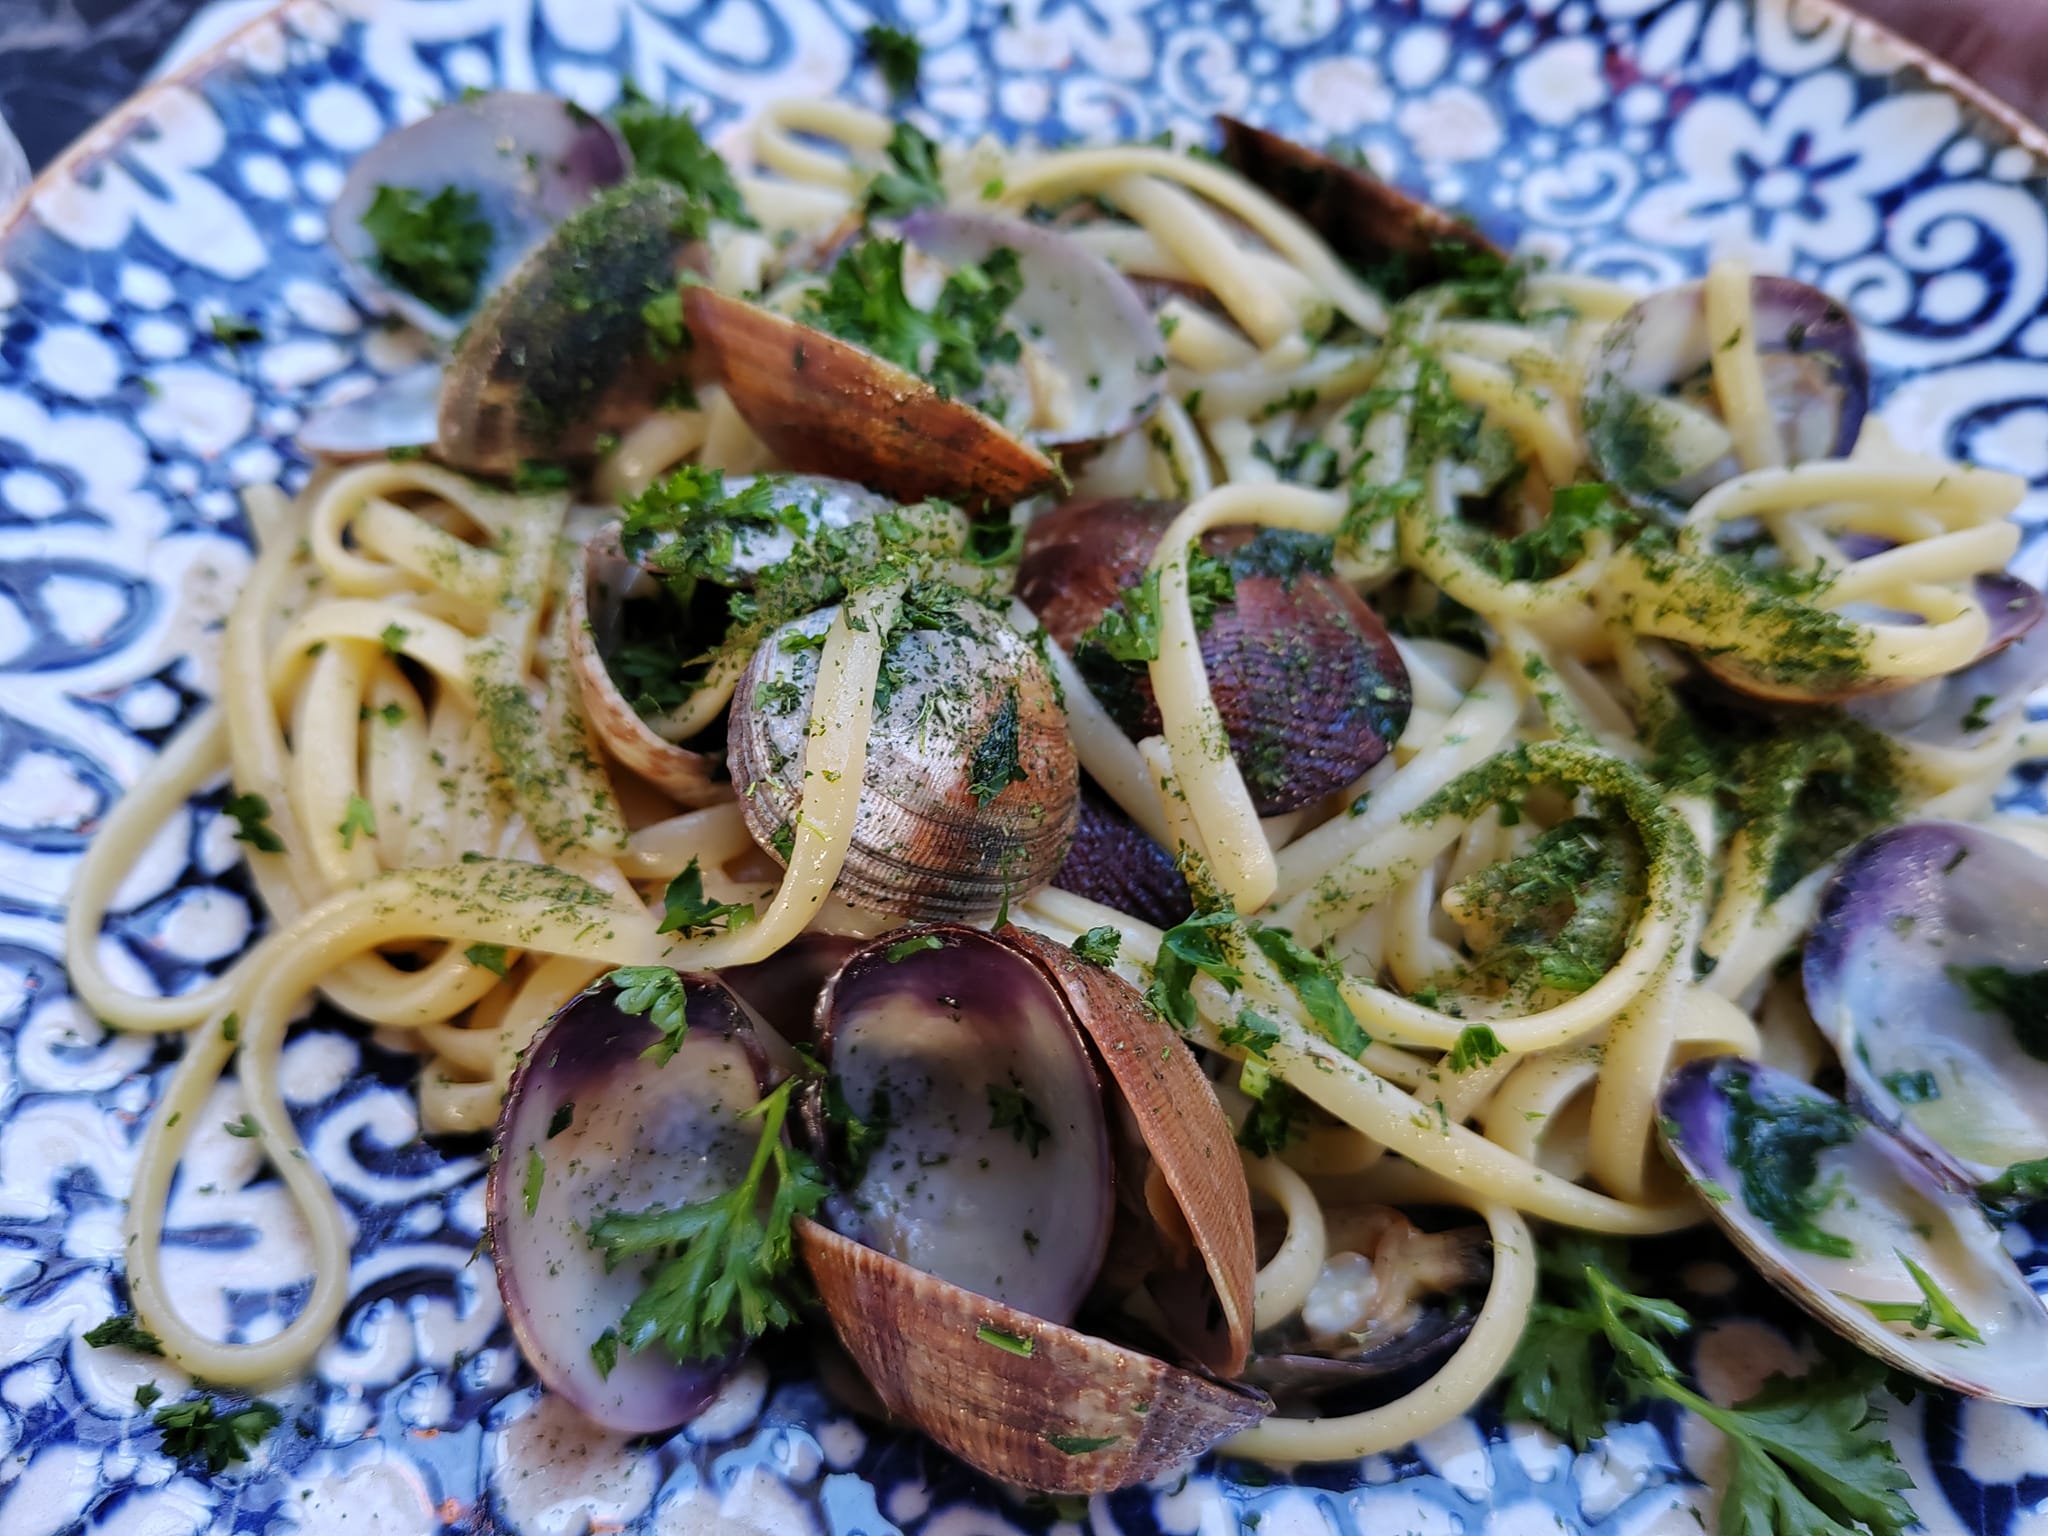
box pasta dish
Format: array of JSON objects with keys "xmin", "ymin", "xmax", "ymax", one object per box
[{"xmin": 62, "ymin": 79, "xmax": 2048, "ymax": 1520}]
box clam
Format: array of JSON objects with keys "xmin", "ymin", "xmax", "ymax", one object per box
[
  {"xmin": 896, "ymin": 210, "xmax": 1165, "ymax": 448},
  {"xmin": 1242, "ymin": 1207, "xmax": 1491, "ymax": 1405},
  {"xmin": 685, "ymin": 214, "xmax": 1160, "ymax": 508},
  {"xmin": 796, "ymin": 922, "xmax": 1266, "ymax": 1493},
  {"xmin": 1586, "ymin": 276, "xmax": 1868, "ymax": 520},
  {"xmin": 488, "ymin": 974, "xmax": 764, "ymax": 1433},
  {"xmin": 298, "ymin": 361, "xmax": 444, "ymax": 459},
  {"xmin": 1214, "ymin": 117, "xmax": 1506, "ymax": 294},
  {"xmin": 1805, "ymin": 822, "xmax": 2048, "ymax": 1188},
  {"xmin": 1849, "ymin": 574, "xmax": 2048, "ymax": 742},
  {"xmin": 329, "ymin": 92, "xmax": 631, "ymax": 337},
  {"xmin": 1658, "ymin": 1056, "xmax": 2048, "ymax": 1404},
  {"xmin": 568, "ymin": 474, "xmax": 897, "ymax": 800},
  {"xmin": 727, "ymin": 588, "xmax": 1079, "ymax": 920},
  {"xmin": 1055, "ymin": 784, "xmax": 1193, "ymax": 928},
  {"xmin": 1018, "ymin": 497, "xmax": 1411, "ymax": 815},
  {"xmin": 438, "ymin": 179, "xmax": 712, "ymax": 475}
]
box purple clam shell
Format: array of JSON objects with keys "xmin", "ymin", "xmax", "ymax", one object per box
[
  {"xmin": 298, "ymin": 361, "xmax": 444, "ymax": 457},
  {"xmin": 1588, "ymin": 275, "xmax": 1868, "ymax": 519},
  {"xmin": 1806, "ymin": 822, "xmax": 2048, "ymax": 1185},
  {"xmin": 813, "ymin": 924, "xmax": 1115, "ymax": 1326},
  {"xmin": 330, "ymin": 92, "xmax": 631, "ymax": 336},
  {"xmin": 1055, "ymin": 786, "xmax": 1192, "ymax": 929},
  {"xmin": 489, "ymin": 976, "xmax": 763, "ymax": 1433},
  {"xmin": 1852, "ymin": 576, "xmax": 2048, "ymax": 742},
  {"xmin": 897, "ymin": 210, "xmax": 1164, "ymax": 448},
  {"xmin": 1658, "ymin": 1056, "xmax": 2048, "ymax": 1404}
]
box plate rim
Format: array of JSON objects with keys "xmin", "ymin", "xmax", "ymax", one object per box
[{"xmin": 3, "ymin": 0, "xmax": 2045, "ymax": 256}]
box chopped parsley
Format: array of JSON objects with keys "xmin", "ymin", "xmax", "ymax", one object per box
[
  {"xmin": 1236, "ymin": 1078, "xmax": 1310, "ymax": 1158},
  {"xmin": 863, "ymin": 121, "xmax": 946, "ymax": 217},
  {"xmin": 465, "ymin": 942, "xmax": 510, "ymax": 978},
  {"xmin": 988, "ymin": 1077, "xmax": 1051, "ymax": 1156},
  {"xmin": 611, "ymin": 86, "xmax": 754, "ymax": 228},
  {"xmin": 223, "ymin": 792, "xmax": 285, "ymax": 854},
  {"xmin": 1248, "ymin": 925, "xmax": 1368, "ymax": 1057},
  {"xmin": 522, "ymin": 1147, "xmax": 545, "ymax": 1215},
  {"xmin": 1447, "ymin": 1025, "xmax": 1506, "ymax": 1073},
  {"xmin": 1071, "ymin": 926, "xmax": 1121, "ymax": 966},
  {"xmin": 223, "ymin": 1113, "xmax": 260, "ymax": 1139},
  {"xmin": 337, "ymin": 793, "xmax": 376, "ymax": 851},
  {"xmin": 360, "ymin": 183, "xmax": 495, "ymax": 316},
  {"xmin": 656, "ymin": 858, "xmax": 756, "ymax": 938},
  {"xmin": 209, "ymin": 313, "xmax": 264, "ymax": 349},
  {"xmin": 1044, "ymin": 1432, "xmax": 1121, "ymax": 1454},
  {"xmin": 862, "ymin": 24, "xmax": 923, "ymax": 97},
  {"xmin": 976, "ymin": 1322, "xmax": 1035, "ymax": 1356},
  {"xmin": 84, "ymin": 1312, "xmax": 163, "ymax": 1356},
  {"xmin": 152, "ymin": 1395, "xmax": 283, "ymax": 1475},
  {"xmin": 1844, "ymin": 1251, "xmax": 1983, "ymax": 1344},
  {"xmin": 1720, "ymin": 1072, "xmax": 1860, "ymax": 1259},
  {"xmin": 966, "ymin": 686, "xmax": 1028, "ymax": 805},
  {"xmin": 1880, "ymin": 1069, "xmax": 1939, "ymax": 1105},
  {"xmin": 798, "ymin": 237, "xmax": 1023, "ymax": 401},
  {"xmin": 589, "ymin": 1077, "xmax": 827, "ymax": 1362},
  {"xmin": 1948, "ymin": 963, "xmax": 2048, "ymax": 1061},
  {"xmin": 886, "ymin": 932, "xmax": 945, "ymax": 962}
]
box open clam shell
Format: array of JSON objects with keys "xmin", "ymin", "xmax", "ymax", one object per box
[
  {"xmin": 488, "ymin": 975, "xmax": 764, "ymax": 1433},
  {"xmin": 1019, "ymin": 497, "xmax": 1410, "ymax": 815},
  {"xmin": 727, "ymin": 595, "xmax": 1079, "ymax": 920},
  {"xmin": 1215, "ymin": 116, "xmax": 1505, "ymax": 294},
  {"xmin": 684, "ymin": 287, "xmax": 1060, "ymax": 508},
  {"xmin": 439, "ymin": 179, "xmax": 711, "ymax": 475},
  {"xmin": 1850, "ymin": 574, "xmax": 2048, "ymax": 741},
  {"xmin": 1586, "ymin": 275, "xmax": 1868, "ymax": 521},
  {"xmin": 810, "ymin": 924, "xmax": 1116, "ymax": 1325},
  {"xmin": 565, "ymin": 524, "xmax": 722, "ymax": 803},
  {"xmin": 896, "ymin": 210, "xmax": 1164, "ymax": 449},
  {"xmin": 796, "ymin": 1218, "xmax": 1270, "ymax": 1494},
  {"xmin": 298, "ymin": 361, "xmax": 445, "ymax": 459},
  {"xmin": 1658, "ymin": 1056, "xmax": 2048, "ymax": 1404},
  {"xmin": 1805, "ymin": 822, "xmax": 2048, "ymax": 1187},
  {"xmin": 330, "ymin": 92, "xmax": 630, "ymax": 337}
]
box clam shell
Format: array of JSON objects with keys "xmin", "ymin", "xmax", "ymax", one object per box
[
  {"xmin": 797, "ymin": 1217, "xmax": 1271, "ymax": 1494},
  {"xmin": 439, "ymin": 179, "xmax": 711, "ymax": 475},
  {"xmin": 727, "ymin": 597, "xmax": 1079, "ymax": 920},
  {"xmin": 297, "ymin": 362, "xmax": 444, "ymax": 458},
  {"xmin": 1658, "ymin": 1056, "xmax": 2048, "ymax": 1405},
  {"xmin": 683, "ymin": 287, "xmax": 1060, "ymax": 509},
  {"xmin": 1055, "ymin": 784, "xmax": 1192, "ymax": 929},
  {"xmin": 488, "ymin": 976, "xmax": 762, "ymax": 1432},
  {"xmin": 897, "ymin": 210, "xmax": 1164, "ymax": 448},
  {"xmin": 1000, "ymin": 923, "xmax": 1258, "ymax": 1377},
  {"xmin": 1019, "ymin": 497, "xmax": 1411, "ymax": 814},
  {"xmin": 565, "ymin": 524, "xmax": 721, "ymax": 804},
  {"xmin": 1214, "ymin": 116, "xmax": 1504, "ymax": 292},
  {"xmin": 329, "ymin": 92, "xmax": 631, "ymax": 337},
  {"xmin": 1586, "ymin": 275, "xmax": 1868, "ymax": 521},
  {"xmin": 811, "ymin": 924, "xmax": 1116, "ymax": 1325},
  {"xmin": 1850, "ymin": 574, "xmax": 2048, "ymax": 740},
  {"xmin": 1805, "ymin": 821, "xmax": 2048, "ymax": 1186}
]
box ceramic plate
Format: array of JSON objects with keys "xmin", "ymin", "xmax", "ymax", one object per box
[{"xmin": 6, "ymin": 1, "xmax": 2048, "ymax": 1532}]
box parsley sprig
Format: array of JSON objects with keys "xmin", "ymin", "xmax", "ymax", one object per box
[
  {"xmin": 1502, "ymin": 1238, "xmax": 1916, "ymax": 1536},
  {"xmin": 152, "ymin": 1394, "xmax": 283, "ymax": 1475},
  {"xmin": 797, "ymin": 237, "xmax": 1023, "ymax": 402},
  {"xmin": 360, "ymin": 184, "xmax": 495, "ymax": 317},
  {"xmin": 864, "ymin": 121, "xmax": 946, "ymax": 218},
  {"xmin": 657, "ymin": 857, "xmax": 755, "ymax": 938},
  {"xmin": 612, "ymin": 85, "xmax": 755, "ymax": 229},
  {"xmin": 604, "ymin": 966, "xmax": 695, "ymax": 1062},
  {"xmin": 587, "ymin": 1077, "xmax": 828, "ymax": 1363}
]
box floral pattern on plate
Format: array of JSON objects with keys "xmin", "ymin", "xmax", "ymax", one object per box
[{"xmin": 4, "ymin": 1, "xmax": 2048, "ymax": 1533}]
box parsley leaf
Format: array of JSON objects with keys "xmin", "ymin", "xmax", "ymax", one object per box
[
  {"xmin": 798, "ymin": 237, "xmax": 1022, "ymax": 401},
  {"xmin": 1720, "ymin": 1070, "xmax": 1861, "ymax": 1259},
  {"xmin": 337, "ymin": 793, "xmax": 376, "ymax": 851},
  {"xmin": 1448, "ymin": 1024, "xmax": 1506, "ymax": 1073},
  {"xmin": 1948, "ymin": 963, "xmax": 2048, "ymax": 1061},
  {"xmin": 209, "ymin": 313, "xmax": 264, "ymax": 348},
  {"xmin": 967, "ymin": 686, "xmax": 1028, "ymax": 805},
  {"xmin": 605, "ymin": 966, "xmax": 695, "ymax": 1062},
  {"xmin": 84, "ymin": 1312, "xmax": 163, "ymax": 1356},
  {"xmin": 223, "ymin": 792, "xmax": 285, "ymax": 854},
  {"xmin": 360, "ymin": 184, "xmax": 495, "ymax": 316},
  {"xmin": 1843, "ymin": 1251, "xmax": 1984, "ymax": 1344},
  {"xmin": 864, "ymin": 121, "xmax": 946, "ymax": 217},
  {"xmin": 862, "ymin": 24, "xmax": 923, "ymax": 97},
  {"xmin": 1466, "ymin": 482, "xmax": 1630, "ymax": 584},
  {"xmin": 657, "ymin": 857, "xmax": 756, "ymax": 938},
  {"xmin": 465, "ymin": 942, "xmax": 510, "ymax": 977},
  {"xmin": 1236, "ymin": 1078, "xmax": 1310, "ymax": 1157},
  {"xmin": 1145, "ymin": 910, "xmax": 1243, "ymax": 1032},
  {"xmin": 611, "ymin": 87, "xmax": 754, "ymax": 228},
  {"xmin": 1071, "ymin": 926, "xmax": 1121, "ymax": 966},
  {"xmin": 588, "ymin": 1077, "xmax": 827, "ymax": 1362},
  {"xmin": 1248, "ymin": 926, "xmax": 1368, "ymax": 1057},
  {"xmin": 1080, "ymin": 568, "xmax": 1164, "ymax": 662},
  {"xmin": 988, "ymin": 1077, "xmax": 1052, "ymax": 1156},
  {"xmin": 152, "ymin": 1395, "xmax": 283, "ymax": 1475},
  {"xmin": 223, "ymin": 1113, "xmax": 260, "ymax": 1139}
]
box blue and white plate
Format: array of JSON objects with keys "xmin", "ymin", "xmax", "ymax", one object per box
[{"xmin": 6, "ymin": 1, "xmax": 2048, "ymax": 1531}]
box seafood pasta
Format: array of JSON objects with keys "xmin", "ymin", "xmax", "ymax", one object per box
[{"xmin": 65, "ymin": 84, "xmax": 2048, "ymax": 1507}]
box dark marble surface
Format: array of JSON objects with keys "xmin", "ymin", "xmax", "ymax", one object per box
[{"xmin": 0, "ymin": 0, "xmax": 214, "ymax": 170}]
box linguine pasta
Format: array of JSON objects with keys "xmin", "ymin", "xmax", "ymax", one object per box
[{"xmin": 66, "ymin": 94, "xmax": 2039, "ymax": 1469}]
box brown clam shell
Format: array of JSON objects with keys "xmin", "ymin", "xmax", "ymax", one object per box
[
  {"xmin": 727, "ymin": 599, "xmax": 1079, "ymax": 919},
  {"xmin": 1215, "ymin": 117, "xmax": 1505, "ymax": 292},
  {"xmin": 565, "ymin": 524, "xmax": 722, "ymax": 804},
  {"xmin": 438, "ymin": 179, "xmax": 712, "ymax": 475},
  {"xmin": 796, "ymin": 1218, "xmax": 1271, "ymax": 1494},
  {"xmin": 1019, "ymin": 497, "xmax": 1411, "ymax": 815},
  {"xmin": 999, "ymin": 924, "xmax": 1257, "ymax": 1377},
  {"xmin": 684, "ymin": 287, "xmax": 1060, "ymax": 509}
]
